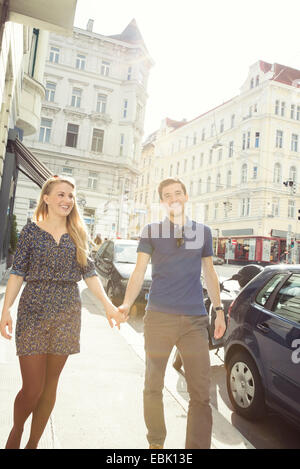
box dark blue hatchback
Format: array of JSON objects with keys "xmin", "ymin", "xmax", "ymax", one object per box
[{"xmin": 224, "ymin": 265, "xmax": 300, "ymax": 428}]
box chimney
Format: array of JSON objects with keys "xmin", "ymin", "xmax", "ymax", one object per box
[{"xmin": 87, "ymin": 19, "xmax": 94, "ymax": 32}]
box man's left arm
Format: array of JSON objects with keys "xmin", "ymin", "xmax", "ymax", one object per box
[{"xmin": 202, "ymin": 256, "xmax": 226, "ymax": 339}]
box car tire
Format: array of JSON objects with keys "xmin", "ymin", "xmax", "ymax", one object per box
[{"xmin": 226, "ymin": 351, "xmax": 266, "ymax": 421}]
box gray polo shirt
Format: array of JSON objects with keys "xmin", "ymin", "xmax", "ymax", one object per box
[{"xmin": 137, "ymin": 217, "xmax": 213, "ymax": 316}]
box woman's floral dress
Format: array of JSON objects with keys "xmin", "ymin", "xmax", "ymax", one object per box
[{"xmin": 10, "ymin": 222, "xmax": 96, "ymax": 356}]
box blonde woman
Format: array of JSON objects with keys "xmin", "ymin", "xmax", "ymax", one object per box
[{"xmin": 0, "ymin": 175, "xmax": 125, "ymax": 449}]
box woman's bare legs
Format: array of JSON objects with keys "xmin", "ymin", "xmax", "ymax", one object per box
[
  {"xmin": 5, "ymin": 354, "xmax": 68, "ymax": 449},
  {"xmin": 5, "ymin": 355, "xmax": 47, "ymax": 449},
  {"xmin": 25, "ymin": 354, "xmax": 68, "ymax": 449}
]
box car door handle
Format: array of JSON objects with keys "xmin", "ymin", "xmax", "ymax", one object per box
[{"xmin": 257, "ymin": 322, "xmax": 270, "ymax": 333}]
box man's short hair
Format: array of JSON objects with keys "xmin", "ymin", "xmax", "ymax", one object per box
[{"xmin": 158, "ymin": 178, "xmax": 187, "ymax": 200}]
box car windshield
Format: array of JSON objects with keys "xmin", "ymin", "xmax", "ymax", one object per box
[{"xmin": 114, "ymin": 244, "xmax": 139, "ymax": 264}]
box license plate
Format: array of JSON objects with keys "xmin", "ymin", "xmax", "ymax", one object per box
[{"xmin": 145, "ymin": 292, "xmax": 149, "ymax": 300}]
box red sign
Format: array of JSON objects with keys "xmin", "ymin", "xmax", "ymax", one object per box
[{"xmin": 231, "ymin": 239, "xmax": 237, "ymax": 245}]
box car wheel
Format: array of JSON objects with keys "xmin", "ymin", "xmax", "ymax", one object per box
[{"xmin": 226, "ymin": 351, "xmax": 266, "ymax": 421}]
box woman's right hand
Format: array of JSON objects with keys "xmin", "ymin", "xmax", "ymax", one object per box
[{"xmin": 0, "ymin": 311, "xmax": 13, "ymax": 340}]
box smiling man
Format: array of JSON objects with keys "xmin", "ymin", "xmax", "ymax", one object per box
[{"xmin": 118, "ymin": 178, "xmax": 226, "ymax": 449}]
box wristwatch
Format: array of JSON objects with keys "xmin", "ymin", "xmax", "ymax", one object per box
[{"xmin": 214, "ymin": 304, "xmax": 224, "ymax": 312}]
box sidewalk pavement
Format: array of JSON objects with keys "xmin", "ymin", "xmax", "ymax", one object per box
[{"xmin": 0, "ymin": 272, "xmax": 253, "ymax": 449}]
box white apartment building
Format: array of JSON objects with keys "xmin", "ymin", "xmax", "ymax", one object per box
[
  {"xmin": 134, "ymin": 60, "xmax": 300, "ymax": 265},
  {"xmin": 15, "ymin": 18, "xmax": 153, "ymax": 239}
]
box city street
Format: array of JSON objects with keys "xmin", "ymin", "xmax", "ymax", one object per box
[{"xmin": 1, "ymin": 263, "xmax": 300, "ymax": 449}]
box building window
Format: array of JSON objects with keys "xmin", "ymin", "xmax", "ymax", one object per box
[
  {"xmin": 91, "ymin": 128, "xmax": 104, "ymax": 153},
  {"xmin": 76, "ymin": 54, "xmax": 86, "ymax": 70},
  {"xmin": 241, "ymin": 198, "xmax": 250, "ymax": 217},
  {"xmin": 39, "ymin": 118, "xmax": 52, "ymax": 143},
  {"xmin": 192, "ymin": 155, "xmax": 195, "ymax": 170},
  {"xmin": 242, "ymin": 133, "xmax": 246, "ymax": 150},
  {"xmin": 190, "ymin": 181, "xmax": 194, "ymax": 196},
  {"xmin": 226, "ymin": 170, "xmax": 232, "ymax": 187},
  {"xmin": 193, "ymin": 132, "xmax": 197, "ymax": 145},
  {"xmin": 96, "ymin": 94, "xmax": 107, "ymax": 113},
  {"xmin": 276, "ymin": 130, "xmax": 283, "ymax": 148},
  {"xmin": 214, "ymin": 203, "xmax": 218, "ymax": 219},
  {"xmin": 275, "ymin": 100, "xmax": 279, "ymax": 115},
  {"xmin": 127, "ymin": 66, "xmax": 132, "ymax": 80},
  {"xmin": 176, "ymin": 161, "xmax": 180, "ymax": 175},
  {"xmin": 281, "ymin": 101, "xmax": 285, "ymax": 117},
  {"xmin": 198, "ymin": 179, "xmax": 202, "ymax": 195},
  {"xmin": 255, "ymin": 132, "xmax": 260, "ymax": 148},
  {"xmin": 241, "ymin": 164, "xmax": 247, "ymax": 184},
  {"xmin": 272, "ymin": 198, "xmax": 279, "ymax": 217},
  {"xmin": 45, "ymin": 82, "xmax": 56, "ymax": 102},
  {"xmin": 65, "ymin": 123, "xmax": 79, "ymax": 148},
  {"xmin": 209, "ymin": 149, "xmax": 213, "ymax": 164},
  {"xmin": 88, "ymin": 172, "xmax": 98, "ymax": 190},
  {"xmin": 289, "ymin": 166, "xmax": 297, "ymax": 183},
  {"xmin": 288, "ymin": 199, "xmax": 295, "ymax": 218},
  {"xmin": 29, "ymin": 199, "xmax": 37, "ymax": 209},
  {"xmin": 49, "ymin": 46, "xmax": 59, "ymax": 63},
  {"xmin": 206, "ymin": 177, "xmax": 211, "ymax": 193},
  {"xmin": 220, "ymin": 119, "xmax": 224, "ymax": 133},
  {"xmin": 216, "ymin": 173, "xmax": 221, "ymax": 190},
  {"xmin": 256, "ymin": 75, "xmax": 259, "ymax": 86},
  {"xmin": 247, "ymin": 131, "xmax": 251, "ymax": 149},
  {"xmin": 200, "ymin": 153, "xmax": 204, "ymax": 166},
  {"xmin": 28, "ymin": 29, "xmax": 39, "ymax": 77},
  {"xmin": 62, "ymin": 167, "xmax": 73, "ymax": 176},
  {"xmin": 229, "ymin": 141, "xmax": 234, "ymax": 157},
  {"xmin": 250, "ymin": 78, "xmax": 254, "ymax": 89},
  {"xmin": 253, "ymin": 166, "xmax": 258, "ymax": 179},
  {"xmin": 71, "ymin": 88, "xmax": 82, "ymax": 108},
  {"xmin": 297, "ymin": 106, "xmax": 300, "ymax": 121},
  {"xmin": 273, "ymin": 163, "xmax": 281, "ymax": 183},
  {"xmin": 291, "ymin": 104, "xmax": 295, "ymax": 119},
  {"xmin": 101, "ymin": 60, "xmax": 110, "ymax": 76},
  {"xmin": 120, "ymin": 133, "xmax": 125, "ymax": 156},
  {"xmin": 169, "ymin": 164, "xmax": 173, "ymax": 176},
  {"xmin": 201, "ymin": 128, "xmax": 205, "ymax": 141},
  {"xmin": 231, "ymin": 114, "xmax": 235, "ymax": 128},
  {"xmin": 123, "ymin": 99, "xmax": 128, "ymax": 118},
  {"xmin": 291, "ymin": 134, "xmax": 298, "ymax": 152}
]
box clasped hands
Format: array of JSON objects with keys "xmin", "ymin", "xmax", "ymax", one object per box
[{"xmin": 105, "ymin": 302, "xmax": 130, "ymax": 329}]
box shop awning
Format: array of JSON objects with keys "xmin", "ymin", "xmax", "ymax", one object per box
[{"xmin": 8, "ymin": 134, "xmax": 52, "ymax": 188}]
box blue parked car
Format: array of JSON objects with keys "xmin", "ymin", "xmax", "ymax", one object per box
[{"xmin": 224, "ymin": 264, "xmax": 300, "ymax": 428}]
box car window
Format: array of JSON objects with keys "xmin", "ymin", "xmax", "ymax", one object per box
[
  {"xmin": 270, "ymin": 274, "xmax": 300, "ymax": 324},
  {"xmin": 95, "ymin": 241, "xmax": 108, "ymax": 260},
  {"xmin": 103, "ymin": 242, "xmax": 114, "ymax": 260},
  {"xmin": 114, "ymin": 244, "xmax": 138, "ymax": 263},
  {"xmin": 256, "ymin": 274, "xmax": 287, "ymax": 306}
]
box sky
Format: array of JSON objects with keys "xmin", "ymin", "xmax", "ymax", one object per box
[{"xmin": 74, "ymin": 0, "xmax": 300, "ymax": 138}]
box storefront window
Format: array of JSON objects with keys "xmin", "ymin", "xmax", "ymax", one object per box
[{"xmin": 270, "ymin": 240, "xmax": 279, "ymax": 262}]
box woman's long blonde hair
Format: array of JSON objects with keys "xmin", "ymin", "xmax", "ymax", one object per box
[{"xmin": 33, "ymin": 175, "xmax": 89, "ymax": 266}]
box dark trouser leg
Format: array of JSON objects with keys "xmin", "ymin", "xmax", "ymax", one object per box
[
  {"xmin": 143, "ymin": 312, "xmax": 176, "ymax": 447},
  {"xmin": 177, "ymin": 315, "xmax": 212, "ymax": 449}
]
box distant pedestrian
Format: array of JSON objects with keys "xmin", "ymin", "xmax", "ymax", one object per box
[
  {"xmin": 118, "ymin": 178, "xmax": 226, "ymax": 449},
  {"xmin": 92, "ymin": 233, "xmax": 102, "ymax": 257},
  {"xmin": 0, "ymin": 175, "xmax": 125, "ymax": 449}
]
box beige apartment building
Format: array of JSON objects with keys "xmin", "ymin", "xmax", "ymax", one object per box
[
  {"xmin": 16, "ymin": 18, "xmax": 153, "ymax": 240},
  {"xmin": 132, "ymin": 60, "xmax": 300, "ymax": 265}
]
